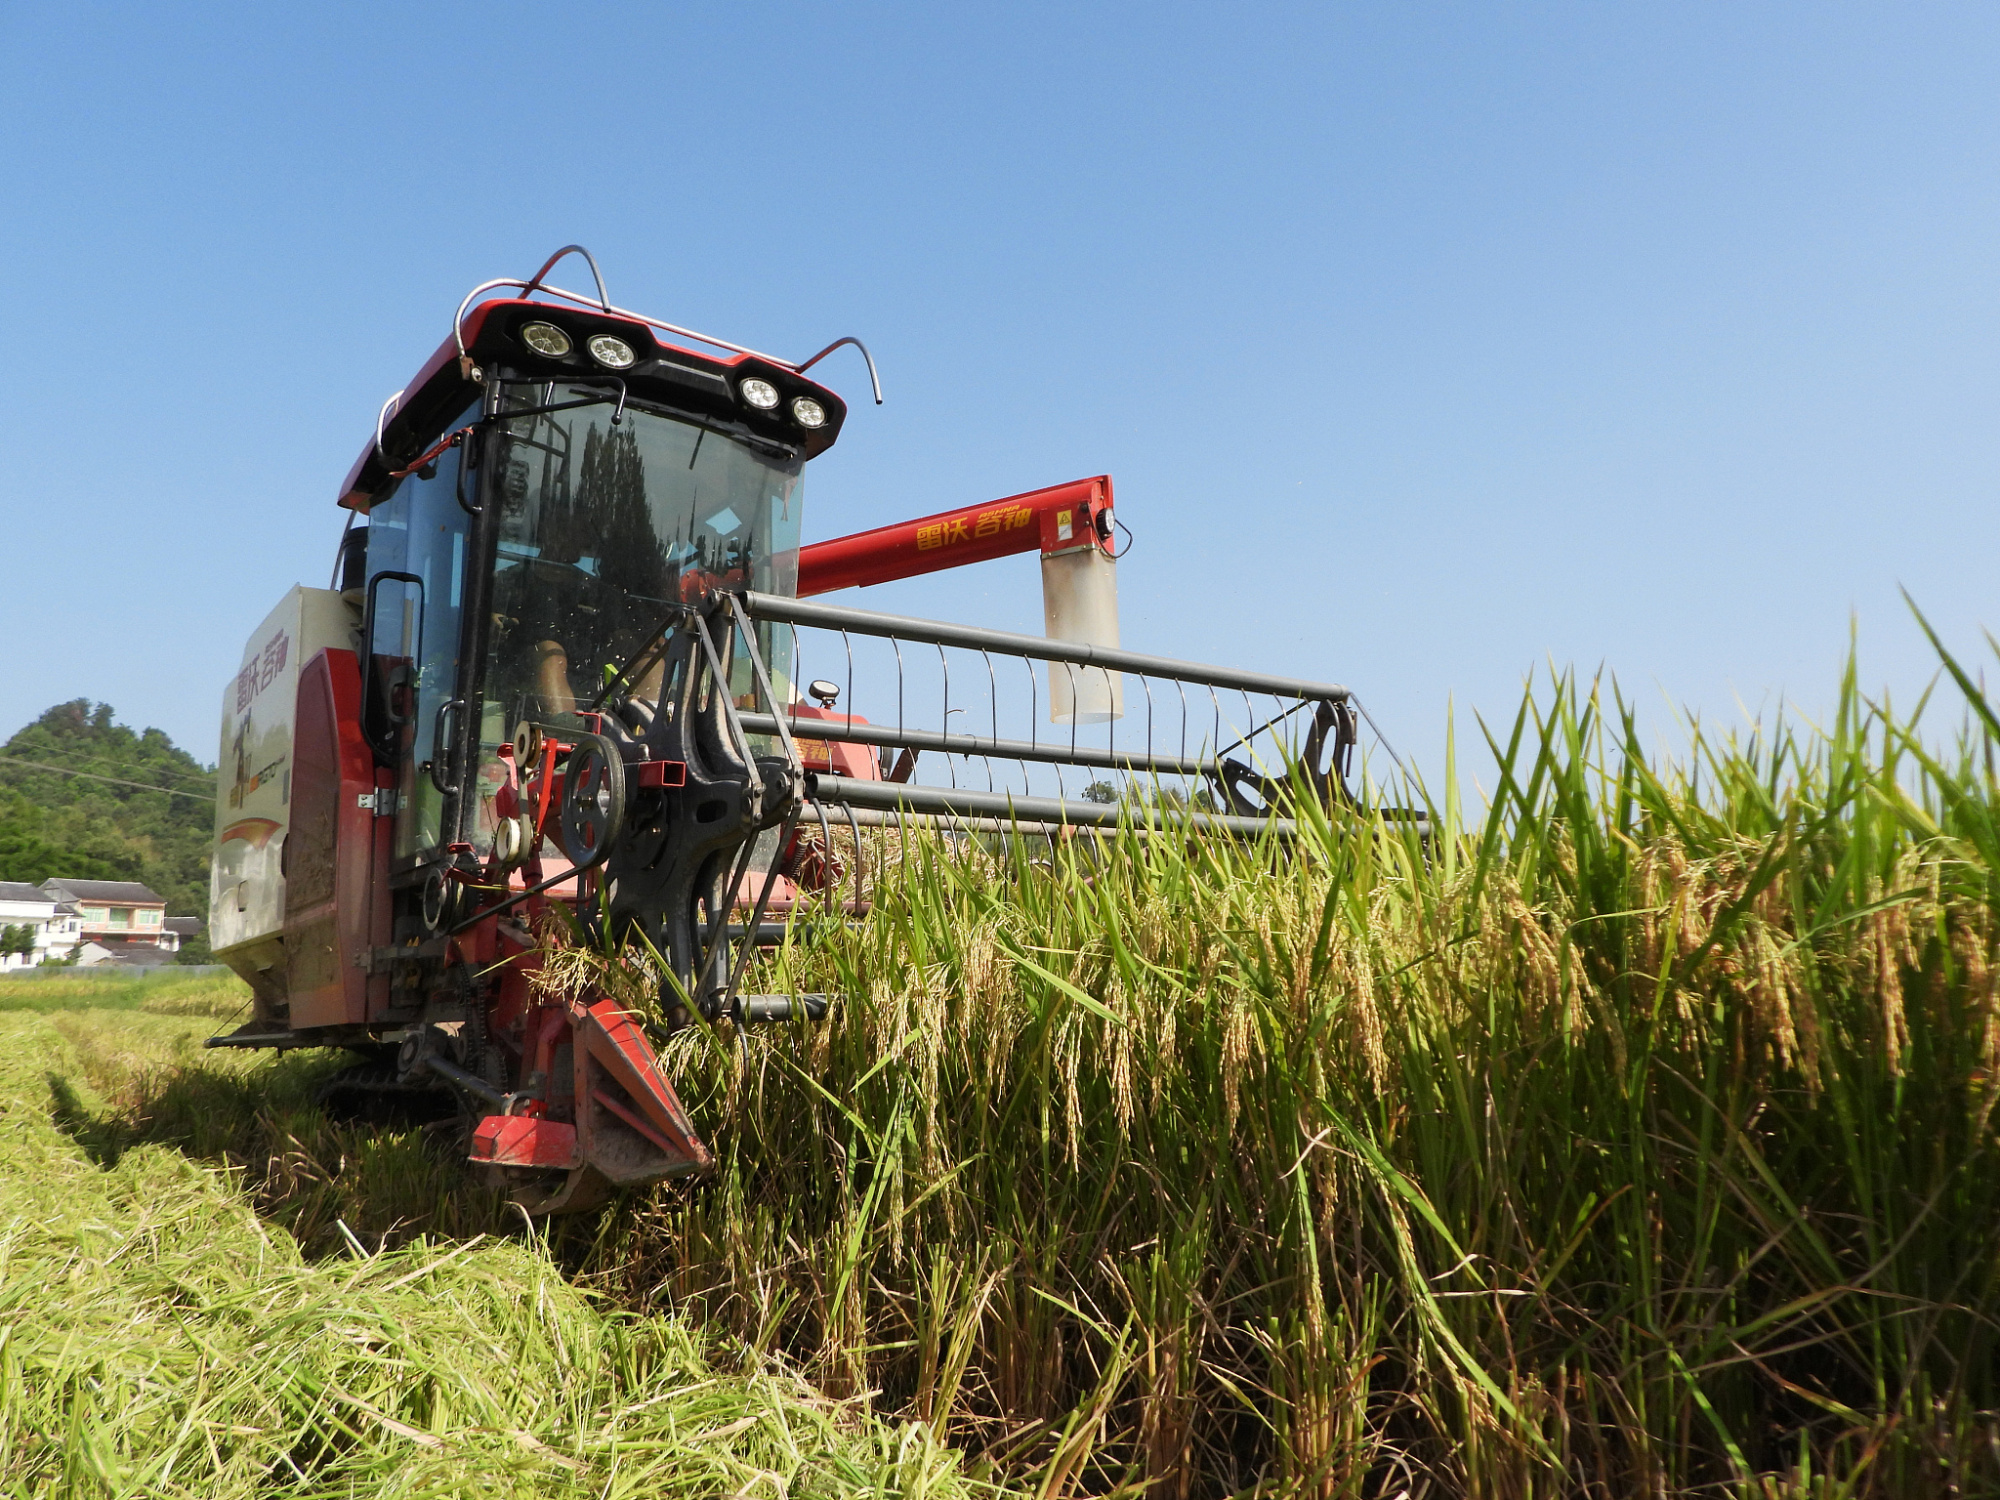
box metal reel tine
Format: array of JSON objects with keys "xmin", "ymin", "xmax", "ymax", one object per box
[{"xmin": 841, "ymin": 800, "xmax": 865, "ymax": 913}]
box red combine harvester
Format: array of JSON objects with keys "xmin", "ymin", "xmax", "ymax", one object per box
[{"xmin": 208, "ymin": 247, "xmax": 1372, "ymax": 1212}]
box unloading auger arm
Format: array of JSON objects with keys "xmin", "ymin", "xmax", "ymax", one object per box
[{"xmin": 796, "ymin": 476, "xmax": 1118, "ymax": 597}]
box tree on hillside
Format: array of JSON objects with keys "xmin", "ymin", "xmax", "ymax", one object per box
[
  {"xmin": 0, "ymin": 701, "xmax": 217, "ymax": 930},
  {"xmin": 0, "ymin": 830, "xmax": 135, "ymax": 885}
]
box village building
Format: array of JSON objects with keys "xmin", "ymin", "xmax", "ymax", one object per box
[
  {"xmin": 0, "ymin": 879, "xmax": 199, "ymax": 967},
  {"xmin": 38, "ymin": 878, "xmax": 179, "ymax": 947},
  {"xmin": 0, "ymin": 883, "xmax": 81, "ymax": 969}
]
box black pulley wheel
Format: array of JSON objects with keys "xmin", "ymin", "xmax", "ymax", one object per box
[
  {"xmin": 421, "ymin": 866, "xmax": 462, "ymax": 931},
  {"xmin": 559, "ymin": 734, "xmax": 626, "ymax": 865}
]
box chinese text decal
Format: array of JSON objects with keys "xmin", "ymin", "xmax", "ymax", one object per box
[
  {"xmin": 915, "ymin": 504, "xmax": 1036, "ymax": 553},
  {"xmin": 235, "ymin": 631, "xmax": 291, "ymax": 712}
]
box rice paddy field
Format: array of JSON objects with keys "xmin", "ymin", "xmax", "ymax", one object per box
[
  {"xmin": 0, "ymin": 975, "xmax": 977, "ymax": 1496},
  {"xmin": 8, "ymin": 638, "xmax": 1999, "ymax": 1498}
]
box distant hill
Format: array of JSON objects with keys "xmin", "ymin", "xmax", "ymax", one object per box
[{"xmin": 0, "ymin": 702, "xmax": 216, "ymax": 952}]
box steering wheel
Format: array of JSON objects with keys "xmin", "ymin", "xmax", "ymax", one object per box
[{"xmin": 558, "ymin": 732, "xmax": 626, "ymax": 865}]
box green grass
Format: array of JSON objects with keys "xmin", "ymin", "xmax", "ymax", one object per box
[{"xmin": 0, "ymin": 976, "xmax": 984, "ymax": 1498}]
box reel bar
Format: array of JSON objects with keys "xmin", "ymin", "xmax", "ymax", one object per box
[
  {"xmin": 741, "ymin": 591, "xmax": 1351, "ymax": 704},
  {"xmin": 807, "ymin": 772, "xmax": 1300, "ymax": 838},
  {"xmin": 736, "ymin": 710, "xmax": 1218, "ymax": 779},
  {"xmin": 814, "ymin": 806, "xmax": 1255, "ymax": 839},
  {"xmin": 799, "ymin": 804, "xmax": 1427, "ymax": 839}
]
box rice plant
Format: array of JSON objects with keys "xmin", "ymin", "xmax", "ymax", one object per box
[{"xmin": 579, "ymin": 633, "xmax": 2000, "ymax": 1499}]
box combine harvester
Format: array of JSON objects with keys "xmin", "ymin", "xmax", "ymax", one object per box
[{"xmin": 207, "ymin": 247, "xmax": 1382, "ymax": 1212}]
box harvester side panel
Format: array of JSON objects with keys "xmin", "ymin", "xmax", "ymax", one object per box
[
  {"xmin": 210, "ymin": 587, "xmax": 362, "ymax": 1015},
  {"xmin": 284, "ymin": 648, "xmax": 387, "ymax": 1030}
]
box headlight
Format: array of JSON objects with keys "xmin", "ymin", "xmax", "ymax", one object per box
[
  {"xmin": 587, "ymin": 334, "xmax": 636, "ymax": 369},
  {"xmin": 740, "ymin": 377, "xmax": 780, "ymax": 410},
  {"xmin": 520, "ymin": 321, "xmax": 572, "ymax": 358},
  {"xmin": 790, "ymin": 396, "xmax": 827, "ymax": 429}
]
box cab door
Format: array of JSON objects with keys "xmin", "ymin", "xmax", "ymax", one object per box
[{"xmin": 362, "ymin": 442, "xmax": 475, "ymax": 870}]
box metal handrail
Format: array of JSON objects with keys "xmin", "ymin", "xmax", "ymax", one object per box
[
  {"xmin": 739, "ymin": 591, "xmax": 1351, "ymax": 703},
  {"xmin": 521, "ymin": 244, "xmax": 610, "ymax": 311},
  {"xmin": 448, "ymin": 249, "xmax": 880, "ymax": 396},
  {"xmin": 795, "ymin": 336, "xmax": 883, "ymax": 404},
  {"xmin": 373, "ymin": 388, "xmax": 406, "ymax": 465}
]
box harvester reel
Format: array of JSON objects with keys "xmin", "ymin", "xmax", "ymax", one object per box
[{"xmin": 1211, "ymin": 699, "xmax": 1358, "ymax": 817}]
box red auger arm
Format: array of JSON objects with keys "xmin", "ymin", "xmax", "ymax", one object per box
[{"xmin": 797, "ymin": 476, "xmax": 1115, "ymax": 596}]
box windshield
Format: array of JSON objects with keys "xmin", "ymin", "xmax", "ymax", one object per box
[{"xmin": 474, "ymin": 392, "xmax": 802, "ymax": 849}]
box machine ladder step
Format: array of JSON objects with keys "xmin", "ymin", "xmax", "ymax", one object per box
[{"xmin": 204, "ymin": 1022, "xmax": 314, "ymax": 1051}]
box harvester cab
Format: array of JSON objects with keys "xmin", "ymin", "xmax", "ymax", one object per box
[{"xmin": 207, "ymin": 246, "xmax": 1380, "ymax": 1214}]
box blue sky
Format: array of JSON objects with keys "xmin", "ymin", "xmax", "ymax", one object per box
[{"xmin": 2, "ymin": 3, "xmax": 1996, "ymax": 784}]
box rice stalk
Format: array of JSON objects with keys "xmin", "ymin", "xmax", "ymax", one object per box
[{"xmin": 598, "ymin": 636, "xmax": 2000, "ymax": 1497}]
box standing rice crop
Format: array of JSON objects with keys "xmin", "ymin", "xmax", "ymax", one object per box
[{"xmin": 586, "ymin": 637, "xmax": 2000, "ymax": 1499}]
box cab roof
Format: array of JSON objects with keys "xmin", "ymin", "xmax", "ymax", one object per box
[{"xmin": 339, "ymin": 298, "xmax": 850, "ymax": 510}]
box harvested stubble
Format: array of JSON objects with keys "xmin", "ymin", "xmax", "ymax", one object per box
[
  {"xmin": 0, "ymin": 984, "xmax": 983, "ymax": 1499},
  {"xmin": 585, "ymin": 648, "xmax": 2000, "ymax": 1500}
]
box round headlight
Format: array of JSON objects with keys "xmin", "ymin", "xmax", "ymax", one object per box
[
  {"xmin": 790, "ymin": 396, "xmax": 827, "ymax": 429},
  {"xmin": 520, "ymin": 321, "xmax": 572, "ymax": 358},
  {"xmin": 586, "ymin": 334, "xmax": 636, "ymax": 370},
  {"xmin": 740, "ymin": 377, "xmax": 780, "ymax": 410}
]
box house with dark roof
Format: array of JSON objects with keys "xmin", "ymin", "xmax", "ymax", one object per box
[{"xmin": 38, "ymin": 879, "xmax": 182, "ymax": 955}]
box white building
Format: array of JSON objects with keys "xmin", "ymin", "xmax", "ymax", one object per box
[{"xmin": 0, "ymin": 882, "xmax": 81, "ymax": 968}]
